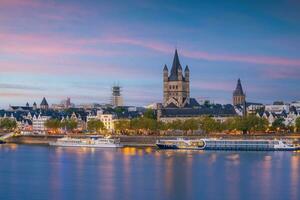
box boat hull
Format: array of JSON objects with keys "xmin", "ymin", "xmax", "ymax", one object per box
[
  {"xmin": 156, "ymin": 139, "xmax": 300, "ymax": 151},
  {"xmin": 156, "ymin": 144, "xmax": 300, "ymax": 151},
  {"xmin": 49, "ymin": 142, "xmax": 123, "ymax": 148}
]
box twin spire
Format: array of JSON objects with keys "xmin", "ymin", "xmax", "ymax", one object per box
[{"xmin": 164, "ymin": 49, "xmax": 189, "ymax": 81}]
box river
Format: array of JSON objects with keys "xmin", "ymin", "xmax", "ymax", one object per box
[{"xmin": 0, "ymin": 144, "xmax": 299, "ymax": 200}]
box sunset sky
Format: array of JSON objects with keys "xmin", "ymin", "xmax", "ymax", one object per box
[{"xmin": 1, "ymin": 0, "xmax": 300, "ymax": 107}]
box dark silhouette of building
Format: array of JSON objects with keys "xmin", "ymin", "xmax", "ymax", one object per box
[
  {"xmin": 40, "ymin": 97, "xmax": 49, "ymax": 110},
  {"xmin": 233, "ymin": 79, "xmax": 246, "ymax": 106}
]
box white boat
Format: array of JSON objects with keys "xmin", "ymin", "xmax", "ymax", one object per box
[
  {"xmin": 49, "ymin": 136, "xmax": 123, "ymax": 148},
  {"xmin": 156, "ymin": 138, "xmax": 300, "ymax": 151}
]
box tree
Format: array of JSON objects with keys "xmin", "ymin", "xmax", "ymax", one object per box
[
  {"xmin": 182, "ymin": 119, "xmax": 199, "ymax": 133},
  {"xmin": 0, "ymin": 118, "xmax": 17, "ymax": 131},
  {"xmin": 61, "ymin": 119, "xmax": 78, "ymax": 132},
  {"xmin": 224, "ymin": 115, "xmax": 268, "ymax": 134},
  {"xmin": 143, "ymin": 109, "xmax": 156, "ymax": 119},
  {"xmin": 87, "ymin": 119, "xmax": 105, "ymax": 133},
  {"xmin": 199, "ymin": 116, "xmax": 222, "ymax": 133},
  {"xmin": 114, "ymin": 119, "xmax": 131, "ymax": 133},
  {"xmin": 45, "ymin": 119, "xmax": 61, "ymax": 130},
  {"xmin": 246, "ymin": 115, "xmax": 268, "ymax": 133},
  {"xmin": 168, "ymin": 120, "xmax": 183, "ymax": 130},
  {"xmin": 130, "ymin": 117, "xmax": 158, "ymax": 132},
  {"xmin": 271, "ymin": 118, "xmax": 286, "ymax": 132}
]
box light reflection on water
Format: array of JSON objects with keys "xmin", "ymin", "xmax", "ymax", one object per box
[{"xmin": 0, "ymin": 144, "xmax": 300, "ymax": 200}]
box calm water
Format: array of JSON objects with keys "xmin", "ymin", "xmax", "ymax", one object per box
[{"xmin": 0, "ymin": 144, "xmax": 299, "ymax": 200}]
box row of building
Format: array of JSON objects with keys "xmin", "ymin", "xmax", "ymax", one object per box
[
  {"xmin": 1, "ymin": 49, "xmax": 299, "ymax": 134},
  {"xmin": 157, "ymin": 49, "xmax": 300, "ymax": 127}
]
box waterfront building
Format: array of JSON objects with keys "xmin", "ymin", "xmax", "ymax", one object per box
[
  {"xmin": 87, "ymin": 110, "xmax": 115, "ymax": 131},
  {"xmin": 111, "ymin": 85, "xmax": 123, "ymax": 107},
  {"xmin": 32, "ymin": 114, "xmax": 50, "ymax": 134},
  {"xmin": 98, "ymin": 113, "xmax": 115, "ymax": 131},
  {"xmin": 233, "ymin": 79, "xmax": 246, "ymax": 106},
  {"xmin": 40, "ymin": 97, "xmax": 49, "ymax": 110}
]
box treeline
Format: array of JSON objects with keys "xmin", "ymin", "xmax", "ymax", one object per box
[
  {"xmin": 45, "ymin": 119, "xmax": 78, "ymax": 132},
  {"xmin": 45, "ymin": 118, "xmax": 105, "ymax": 133},
  {"xmin": 114, "ymin": 115, "xmax": 300, "ymax": 135},
  {"xmin": 0, "ymin": 118, "xmax": 17, "ymax": 131}
]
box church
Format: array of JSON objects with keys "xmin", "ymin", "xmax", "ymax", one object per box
[
  {"xmin": 162, "ymin": 49, "xmax": 200, "ymax": 109},
  {"xmin": 157, "ymin": 50, "xmax": 236, "ymax": 122}
]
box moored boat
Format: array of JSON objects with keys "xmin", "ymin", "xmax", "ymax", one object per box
[
  {"xmin": 156, "ymin": 138, "xmax": 300, "ymax": 151},
  {"xmin": 49, "ymin": 136, "xmax": 123, "ymax": 148}
]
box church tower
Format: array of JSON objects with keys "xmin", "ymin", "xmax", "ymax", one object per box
[
  {"xmin": 163, "ymin": 49, "xmax": 190, "ymax": 108},
  {"xmin": 233, "ymin": 79, "xmax": 246, "ymax": 106}
]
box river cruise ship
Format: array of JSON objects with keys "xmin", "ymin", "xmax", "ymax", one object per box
[
  {"xmin": 156, "ymin": 138, "xmax": 300, "ymax": 151},
  {"xmin": 49, "ymin": 136, "xmax": 123, "ymax": 148}
]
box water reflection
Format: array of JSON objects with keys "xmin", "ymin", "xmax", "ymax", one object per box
[
  {"xmin": 291, "ymin": 153, "xmax": 300, "ymax": 200},
  {"xmin": 0, "ymin": 145, "xmax": 300, "ymax": 200},
  {"xmin": 0, "ymin": 143, "xmax": 18, "ymax": 151}
]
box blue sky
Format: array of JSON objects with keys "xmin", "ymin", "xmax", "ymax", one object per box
[{"xmin": 0, "ymin": 0, "xmax": 300, "ymax": 107}]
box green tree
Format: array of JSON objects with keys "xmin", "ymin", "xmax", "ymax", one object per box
[
  {"xmin": 131, "ymin": 117, "xmax": 158, "ymax": 131},
  {"xmin": 61, "ymin": 119, "xmax": 78, "ymax": 132},
  {"xmin": 272, "ymin": 118, "xmax": 286, "ymax": 132},
  {"xmin": 168, "ymin": 120, "xmax": 183, "ymax": 130},
  {"xmin": 143, "ymin": 109, "xmax": 156, "ymax": 119},
  {"xmin": 295, "ymin": 117, "xmax": 300, "ymax": 132},
  {"xmin": 87, "ymin": 119, "xmax": 105, "ymax": 133},
  {"xmin": 199, "ymin": 116, "xmax": 222, "ymax": 133},
  {"xmin": 45, "ymin": 119, "xmax": 61, "ymax": 130},
  {"xmin": 0, "ymin": 118, "xmax": 17, "ymax": 131},
  {"xmin": 182, "ymin": 119, "xmax": 199, "ymax": 133},
  {"xmin": 246, "ymin": 115, "xmax": 268, "ymax": 133},
  {"xmin": 114, "ymin": 119, "xmax": 131, "ymax": 133}
]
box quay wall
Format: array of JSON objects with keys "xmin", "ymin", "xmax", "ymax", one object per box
[{"xmin": 4, "ymin": 134, "xmax": 300, "ymax": 146}]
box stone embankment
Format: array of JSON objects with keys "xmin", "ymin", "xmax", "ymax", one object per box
[{"xmin": 3, "ymin": 133, "xmax": 300, "ymax": 146}]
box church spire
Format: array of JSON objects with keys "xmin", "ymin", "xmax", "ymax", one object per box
[
  {"xmin": 233, "ymin": 78, "xmax": 244, "ymax": 96},
  {"xmin": 169, "ymin": 49, "xmax": 183, "ymax": 81}
]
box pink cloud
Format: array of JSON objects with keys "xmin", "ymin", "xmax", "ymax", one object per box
[
  {"xmin": 103, "ymin": 36, "xmax": 300, "ymax": 67},
  {"xmin": 0, "ymin": 33, "xmax": 125, "ymax": 57},
  {"xmin": 0, "ymin": 59, "xmax": 154, "ymax": 79},
  {"xmin": 263, "ymin": 67, "xmax": 300, "ymax": 79}
]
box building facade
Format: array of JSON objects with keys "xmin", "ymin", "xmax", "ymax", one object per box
[
  {"xmin": 87, "ymin": 110, "xmax": 115, "ymax": 131},
  {"xmin": 32, "ymin": 114, "xmax": 50, "ymax": 134},
  {"xmin": 233, "ymin": 79, "xmax": 246, "ymax": 106},
  {"xmin": 163, "ymin": 49, "xmax": 190, "ymax": 108}
]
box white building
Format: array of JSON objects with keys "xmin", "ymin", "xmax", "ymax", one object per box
[
  {"xmin": 87, "ymin": 111, "xmax": 115, "ymax": 131},
  {"xmin": 265, "ymin": 104, "xmax": 289, "ymax": 114},
  {"xmin": 290, "ymin": 101, "xmax": 300, "ymax": 112},
  {"xmin": 32, "ymin": 114, "xmax": 50, "ymax": 134}
]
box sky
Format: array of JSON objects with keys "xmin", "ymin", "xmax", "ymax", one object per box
[{"xmin": 1, "ymin": 0, "xmax": 300, "ymax": 108}]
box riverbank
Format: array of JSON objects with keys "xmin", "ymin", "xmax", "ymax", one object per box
[{"xmin": 4, "ymin": 134, "xmax": 300, "ymax": 146}]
